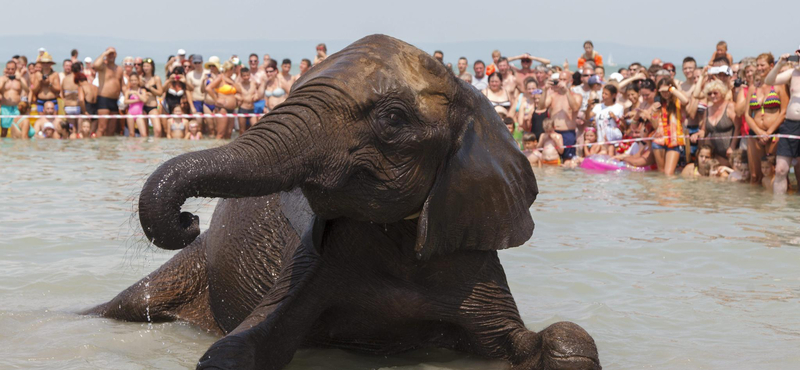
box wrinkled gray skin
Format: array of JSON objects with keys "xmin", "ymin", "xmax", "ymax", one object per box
[{"xmin": 85, "ymin": 35, "xmax": 600, "ymax": 370}]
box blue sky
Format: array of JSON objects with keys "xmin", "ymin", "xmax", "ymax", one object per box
[{"xmin": 6, "ymin": 0, "xmax": 798, "ymax": 65}]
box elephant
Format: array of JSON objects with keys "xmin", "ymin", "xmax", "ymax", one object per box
[{"xmin": 84, "ymin": 35, "xmax": 600, "ymax": 370}]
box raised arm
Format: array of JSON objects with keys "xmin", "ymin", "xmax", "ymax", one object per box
[
  {"xmin": 765, "ymin": 54, "xmax": 794, "ymax": 86},
  {"xmin": 670, "ymin": 85, "xmax": 689, "ymax": 106},
  {"xmin": 94, "ymin": 49, "xmax": 112, "ymax": 71}
]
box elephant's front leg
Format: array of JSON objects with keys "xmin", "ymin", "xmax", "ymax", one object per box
[{"xmin": 196, "ymin": 241, "xmax": 327, "ymax": 370}]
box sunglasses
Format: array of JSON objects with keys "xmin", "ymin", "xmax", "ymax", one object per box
[
  {"xmin": 193, "ymin": 62, "xmax": 202, "ymax": 65},
  {"xmin": 123, "ymin": 62, "xmax": 134, "ymax": 66},
  {"xmin": 665, "ymin": 68, "xmax": 675, "ymax": 72},
  {"xmin": 316, "ymin": 47, "xmax": 325, "ymax": 51},
  {"xmin": 134, "ymin": 63, "xmax": 143, "ymax": 66},
  {"xmin": 266, "ymin": 69, "xmax": 276, "ymax": 73}
]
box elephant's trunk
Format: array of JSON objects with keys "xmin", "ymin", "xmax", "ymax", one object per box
[{"xmin": 139, "ymin": 107, "xmax": 316, "ymax": 250}]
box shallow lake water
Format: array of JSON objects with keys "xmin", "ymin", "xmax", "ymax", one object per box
[{"xmin": 1, "ymin": 138, "xmax": 799, "ymax": 369}]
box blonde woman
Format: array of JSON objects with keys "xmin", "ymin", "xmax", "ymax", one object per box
[{"xmin": 701, "ymin": 79, "xmax": 738, "ymax": 167}]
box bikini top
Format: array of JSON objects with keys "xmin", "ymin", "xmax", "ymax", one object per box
[
  {"xmin": 167, "ymin": 88, "xmax": 184, "ymax": 97},
  {"xmin": 217, "ymin": 84, "xmax": 236, "ymax": 95},
  {"xmin": 264, "ymin": 87, "xmax": 285, "ymax": 98},
  {"xmin": 487, "ymin": 89, "xmax": 511, "ymax": 107},
  {"xmin": 750, "ymin": 86, "xmax": 780, "ymax": 113}
]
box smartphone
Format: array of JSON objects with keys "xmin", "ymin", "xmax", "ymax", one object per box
[
  {"xmin": 654, "ymin": 96, "xmax": 662, "ymax": 103},
  {"xmin": 788, "ymin": 55, "xmax": 800, "ymax": 63}
]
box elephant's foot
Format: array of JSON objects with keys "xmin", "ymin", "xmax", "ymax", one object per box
[{"xmin": 197, "ymin": 334, "xmax": 256, "ymax": 370}]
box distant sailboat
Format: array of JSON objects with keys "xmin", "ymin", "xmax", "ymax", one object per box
[{"xmin": 607, "ymin": 53, "xmax": 617, "ymax": 67}]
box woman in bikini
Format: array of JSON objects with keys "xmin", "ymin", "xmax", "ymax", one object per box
[
  {"xmin": 701, "ymin": 80, "xmax": 738, "ymax": 167},
  {"xmin": 206, "ymin": 61, "xmax": 243, "ymax": 139},
  {"xmin": 8, "ymin": 101, "xmax": 34, "ymax": 139},
  {"xmin": 123, "ymin": 73, "xmax": 148, "ymax": 137},
  {"xmin": 745, "ymin": 53, "xmax": 789, "ymax": 184},
  {"xmin": 140, "ymin": 58, "xmax": 164, "ymax": 137},
  {"xmin": 61, "ymin": 64, "xmax": 81, "ymax": 136},
  {"xmin": 482, "ymin": 72, "xmax": 512, "ymax": 111},
  {"xmin": 260, "ymin": 59, "xmax": 286, "ymax": 112}
]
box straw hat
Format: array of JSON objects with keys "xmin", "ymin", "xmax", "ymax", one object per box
[
  {"xmin": 204, "ymin": 56, "xmax": 221, "ymax": 70},
  {"xmin": 37, "ymin": 52, "xmax": 55, "ymax": 64}
]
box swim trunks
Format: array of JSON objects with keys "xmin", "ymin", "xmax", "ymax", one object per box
[
  {"xmin": 253, "ymin": 99, "xmax": 266, "ymax": 114},
  {"xmin": 192, "ymin": 101, "xmax": 204, "ymax": 115},
  {"xmin": 1, "ymin": 105, "xmax": 19, "ymax": 129},
  {"xmin": 776, "ymin": 119, "xmax": 800, "ymax": 158},
  {"xmin": 96, "ymin": 96, "xmax": 119, "ymax": 112},
  {"xmin": 557, "ymin": 130, "xmax": 576, "ymax": 160},
  {"xmin": 36, "ymin": 99, "xmax": 58, "ymax": 113},
  {"xmin": 64, "ymin": 106, "xmax": 81, "ymax": 115}
]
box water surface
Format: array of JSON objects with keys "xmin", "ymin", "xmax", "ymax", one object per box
[{"xmin": 1, "ymin": 139, "xmax": 799, "ymax": 369}]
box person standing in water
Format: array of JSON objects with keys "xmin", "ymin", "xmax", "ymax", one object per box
[
  {"xmin": 0, "ymin": 60, "xmax": 28, "ymax": 138},
  {"xmin": 92, "ymin": 47, "xmax": 124, "ymax": 137},
  {"xmin": 764, "ymin": 50, "xmax": 800, "ymax": 194}
]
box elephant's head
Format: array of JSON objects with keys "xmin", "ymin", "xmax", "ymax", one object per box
[{"xmin": 138, "ymin": 34, "xmax": 537, "ymax": 259}]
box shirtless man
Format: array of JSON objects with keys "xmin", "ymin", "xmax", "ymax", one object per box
[
  {"xmin": 33, "ymin": 101, "xmax": 62, "ymax": 138},
  {"xmin": 456, "ymin": 57, "xmax": 471, "ymax": 80},
  {"xmin": 539, "ymin": 71, "xmax": 582, "ymax": 161},
  {"xmin": 764, "ymin": 50, "xmax": 800, "ymax": 194},
  {"xmin": 279, "ymin": 59, "xmax": 293, "ymax": 92},
  {"xmin": 58, "ymin": 59, "xmax": 72, "ymax": 84},
  {"xmin": 237, "ymin": 68, "xmax": 259, "ymax": 133},
  {"xmin": 679, "ymin": 57, "xmax": 703, "ymax": 153},
  {"xmin": 295, "ymin": 59, "xmax": 312, "ymax": 82},
  {"xmin": 0, "ymin": 61, "xmax": 29, "ymax": 137},
  {"xmin": 508, "ymin": 53, "xmax": 550, "ymax": 93},
  {"xmin": 496, "ymin": 57, "xmax": 519, "ymax": 101},
  {"xmin": 93, "ymin": 47, "xmax": 125, "ymax": 137},
  {"xmin": 31, "ymin": 53, "xmax": 61, "ymax": 114}
]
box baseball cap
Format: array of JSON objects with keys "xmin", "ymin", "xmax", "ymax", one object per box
[
  {"xmin": 84, "ymin": 57, "xmax": 93, "ymax": 64},
  {"xmin": 43, "ymin": 122, "xmax": 55, "ymax": 130},
  {"xmin": 712, "ymin": 65, "xmax": 732, "ymax": 76},
  {"xmin": 588, "ymin": 75, "xmax": 602, "ymax": 85},
  {"xmin": 177, "ymin": 49, "xmax": 186, "ymax": 56},
  {"xmin": 608, "ymin": 72, "xmax": 624, "ymax": 82},
  {"xmin": 38, "ymin": 47, "xmax": 46, "ymax": 53},
  {"xmin": 191, "ymin": 54, "xmax": 203, "ymax": 64}
]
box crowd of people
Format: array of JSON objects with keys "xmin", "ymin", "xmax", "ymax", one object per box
[
  {"xmin": 2, "ymin": 40, "xmax": 800, "ymax": 193},
  {"xmin": 452, "ymin": 41, "xmax": 799, "ymax": 195},
  {"xmin": 0, "ymin": 44, "xmax": 328, "ymax": 140}
]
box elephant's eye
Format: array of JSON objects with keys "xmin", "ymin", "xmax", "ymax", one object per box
[{"xmin": 384, "ymin": 110, "xmax": 405, "ymax": 126}]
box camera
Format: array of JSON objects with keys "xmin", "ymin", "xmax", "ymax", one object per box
[
  {"xmin": 654, "ymin": 96, "xmax": 662, "ymax": 104},
  {"xmin": 734, "ymin": 78, "xmax": 745, "ymax": 88},
  {"xmin": 592, "ymin": 98, "xmax": 599, "ymax": 104},
  {"xmin": 7, "ymin": 75, "xmax": 15, "ymax": 80},
  {"xmin": 788, "ymin": 55, "xmax": 800, "ymax": 63},
  {"xmin": 551, "ymin": 80, "xmax": 558, "ymax": 86}
]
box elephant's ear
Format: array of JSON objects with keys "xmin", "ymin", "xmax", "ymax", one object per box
[{"xmin": 414, "ymin": 115, "xmax": 538, "ymax": 260}]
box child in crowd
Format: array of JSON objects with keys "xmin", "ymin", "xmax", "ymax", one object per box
[
  {"xmin": 761, "ymin": 156, "xmax": 776, "ymax": 190},
  {"xmin": 583, "ymin": 127, "xmax": 604, "ymax": 156},
  {"xmin": 70, "ymin": 121, "xmax": 93, "ymax": 139},
  {"xmin": 699, "ymin": 159, "xmax": 732, "ymax": 178},
  {"xmin": 504, "ymin": 117, "xmax": 524, "ymax": 150},
  {"xmin": 186, "ymin": 121, "xmax": 202, "ymax": 140},
  {"xmin": 537, "ymin": 118, "xmax": 563, "ymax": 166},
  {"xmin": 522, "ymin": 132, "xmax": 540, "ymax": 167},
  {"xmin": 727, "ymin": 149, "xmax": 749, "ymax": 182},
  {"xmin": 681, "ymin": 144, "xmax": 715, "ymax": 176},
  {"xmin": 710, "ymin": 41, "xmax": 733, "ymax": 65}
]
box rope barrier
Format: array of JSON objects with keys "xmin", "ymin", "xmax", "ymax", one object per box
[
  {"xmin": 0, "ymin": 113, "xmax": 262, "ymax": 119},
  {"xmin": 557, "ymin": 134, "xmax": 800, "ymax": 150}
]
